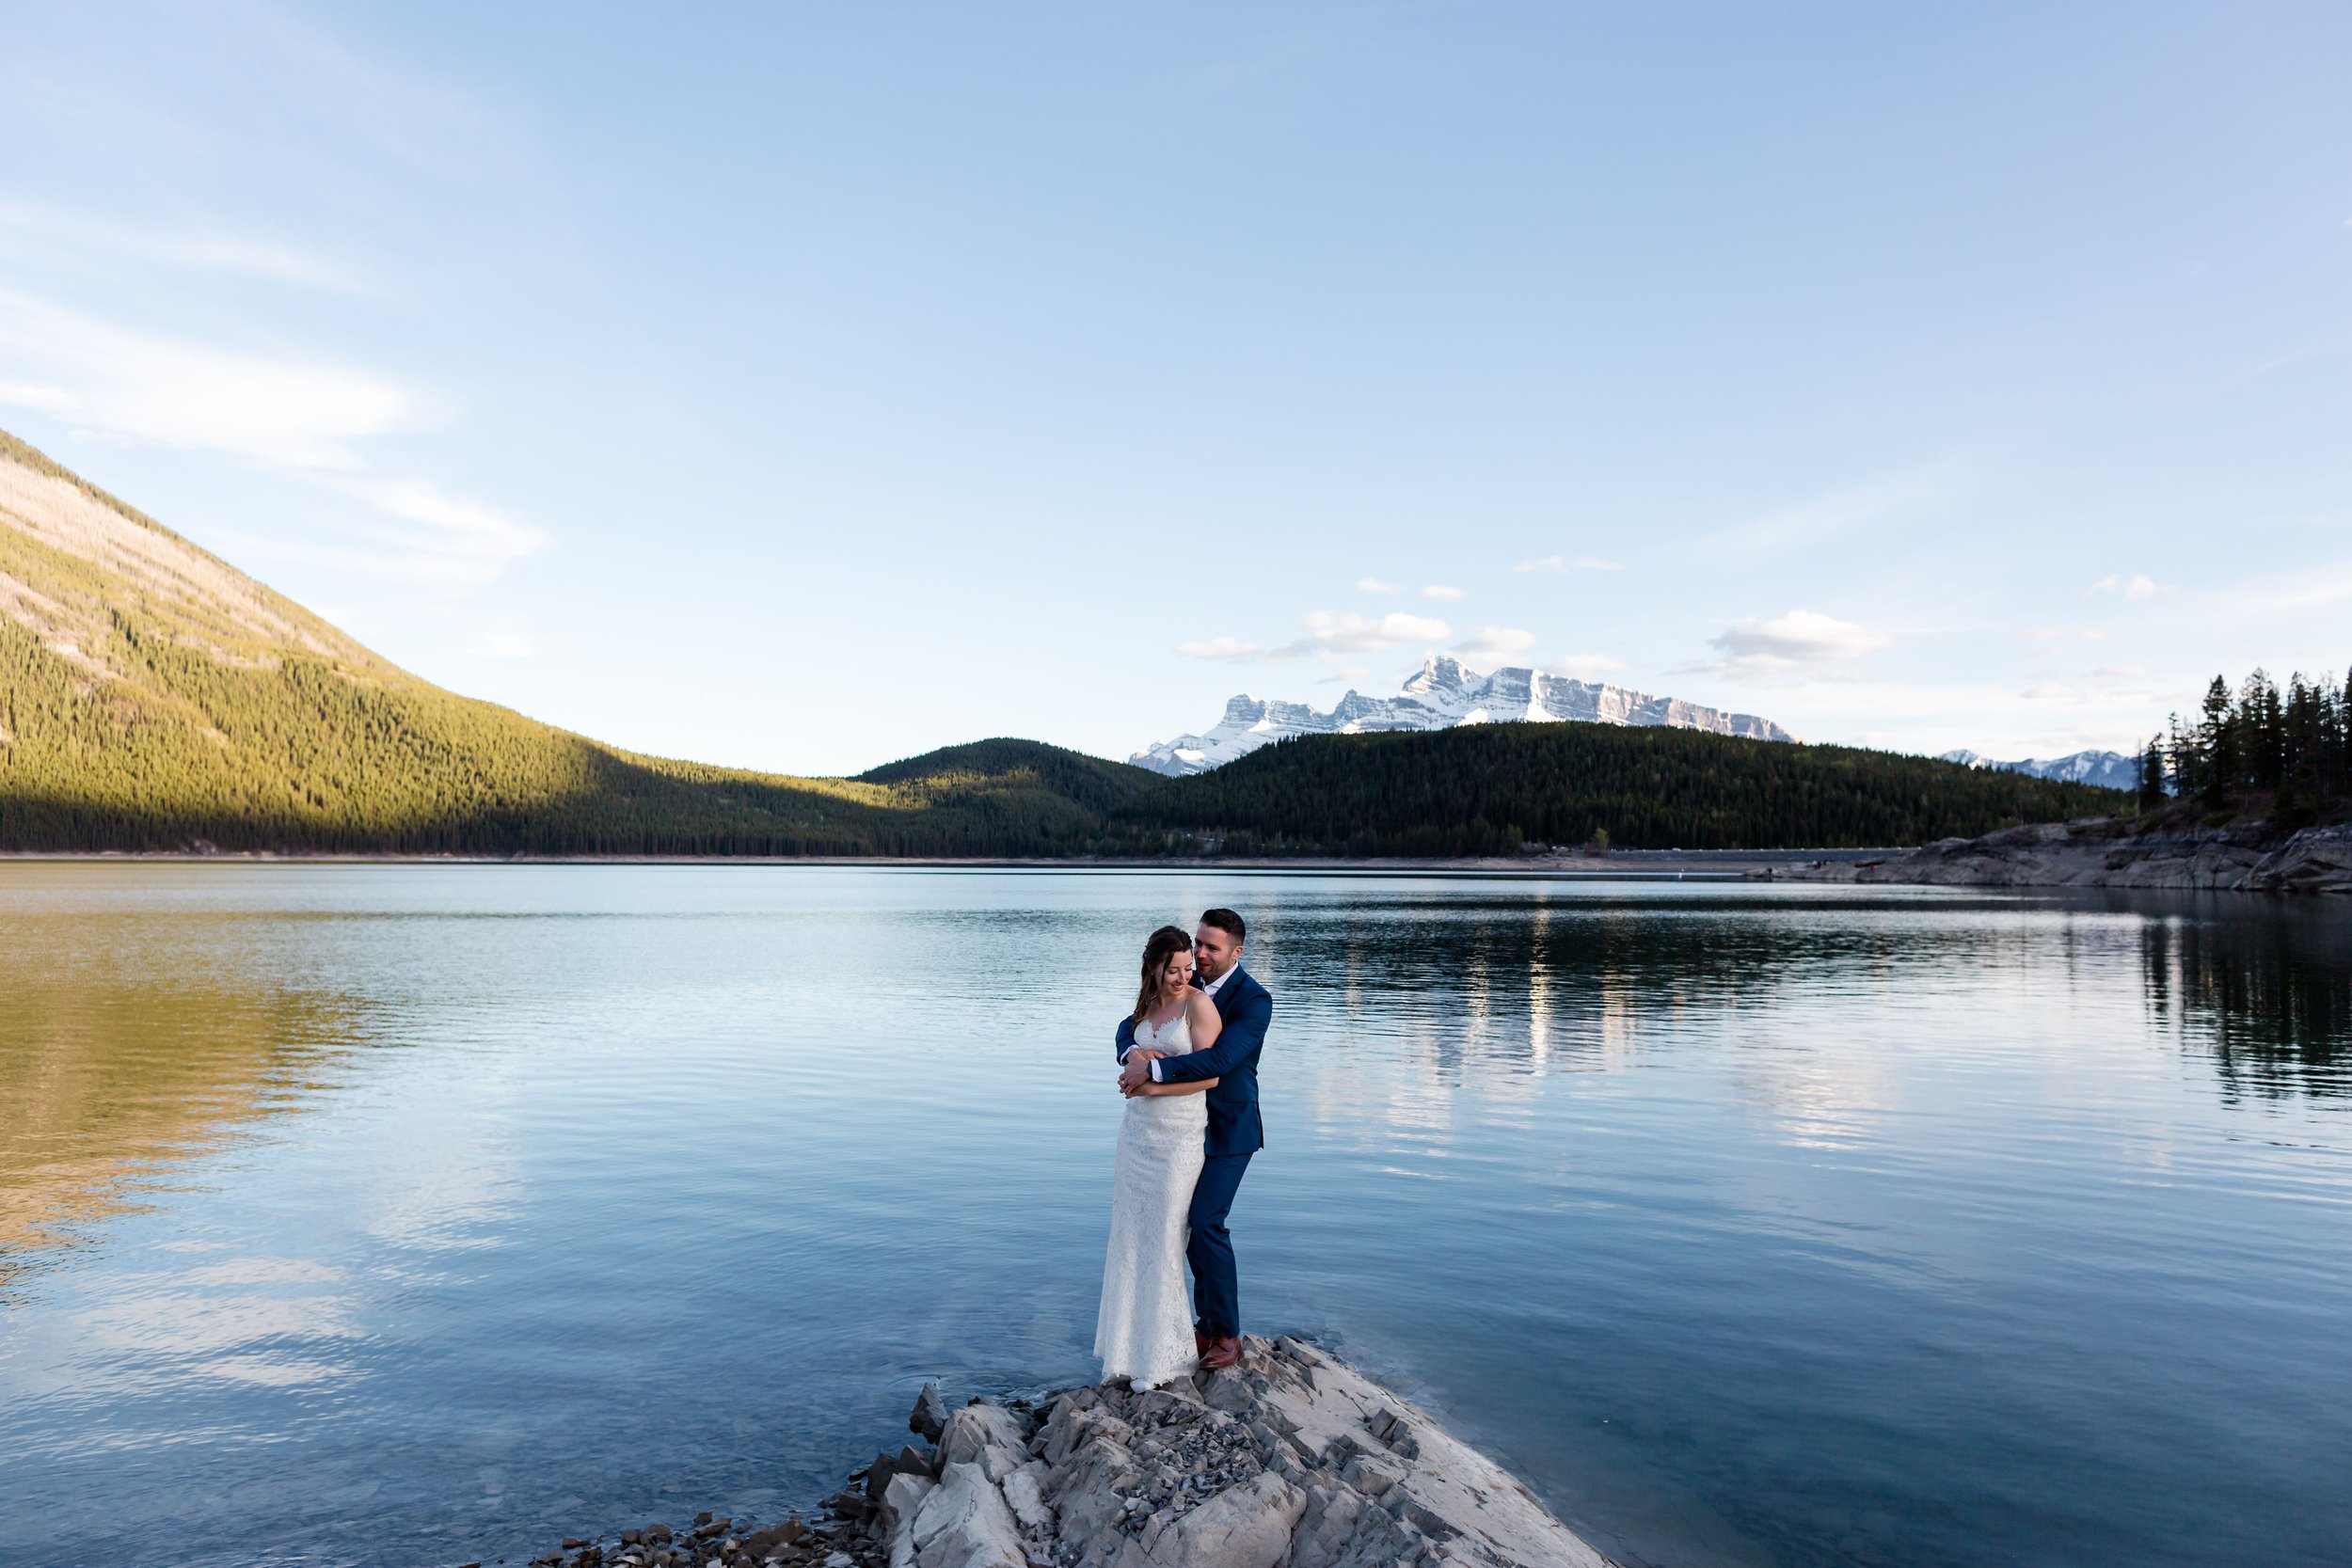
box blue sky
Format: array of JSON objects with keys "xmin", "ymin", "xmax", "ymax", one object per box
[{"xmin": 3, "ymin": 3, "xmax": 2348, "ymax": 774}]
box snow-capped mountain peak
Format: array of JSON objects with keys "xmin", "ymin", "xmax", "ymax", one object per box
[
  {"xmin": 1940, "ymin": 748, "xmax": 2139, "ymax": 790},
  {"xmin": 1130, "ymin": 657, "xmax": 1796, "ymax": 776}
]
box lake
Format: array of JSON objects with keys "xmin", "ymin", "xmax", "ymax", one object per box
[{"xmin": 2, "ymin": 864, "xmax": 2347, "ymax": 1568}]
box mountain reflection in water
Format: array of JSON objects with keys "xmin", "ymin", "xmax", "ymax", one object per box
[{"xmin": 0, "ymin": 941, "xmax": 369, "ymax": 1302}]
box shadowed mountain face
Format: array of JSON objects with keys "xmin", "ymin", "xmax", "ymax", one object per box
[{"xmin": 0, "ymin": 431, "xmax": 1148, "ymax": 856}]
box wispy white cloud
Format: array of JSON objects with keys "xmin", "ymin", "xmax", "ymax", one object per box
[
  {"xmin": 1419, "ymin": 584, "xmax": 1465, "ymax": 601},
  {"xmin": 341, "ymin": 479, "xmax": 547, "ymax": 561},
  {"xmin": 2085, "ymin": 572, "xmax": 2161, "ymax": 601},
  {"xmin": 1177, "ymin": 636, "xmax": 1265, "ymax": 661},
  {"xmin": 0, "ymin": 290, "xmax": 545, "ymax": 594},
  {"xmin": 1547, "ymin": 653, "xmax": 1628, "ymax": 681},
  {"xmin": 464, "ymin": 627, "xmax": 536, "ymax": 658},
  {"xmin": 0, "ymin": 380, "xmax": 77, "ymax": 412},
  {"xmin": 0, "ymin": 288, "xmax": 415, "ymax": 468},
  {"xmin": 1705, "ymin": 461, "xmax": 1963, "ymax": 556},
  {"xmin": 1512, "ymin": 553, "xmax": 1624, "ymax": 574},
  {"xmin": 2213, "ymin": 559, "xmax": 2352, "ymax": 614},
  {"xmin": 1180, "ymin": 610, "xmax": 1451, "ymax": 663},
  {"xmin": 1294, "ymin": 610, "xmax": 1449, "ymax": 656},
  {"xmin": 1452, "ymin": 625, "xmax": 1535, "ymax": 665},
  {"xmin": 0, "ymin": 198, "xmax": 361, "ymax": 291},
  {"xmin": 1699, "ymin": 609, "xmax": 1894, "ymax": 680},
  {"xmin": 201, "ymin": 531, "xmax": 516, "ymax": 594},
  {"xmin": 1355, "ymin": 576, "xmax": 1401, "ymax": 594}
]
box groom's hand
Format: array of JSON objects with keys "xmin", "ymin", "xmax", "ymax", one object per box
[{"xmin": 1119, "ymin": 1050, "xmax": 1159, "ymax": 1096}]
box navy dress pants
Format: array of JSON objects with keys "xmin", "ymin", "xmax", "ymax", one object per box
[{"xmin": 1187, "ymin": 1150, "xmax": 1253, "ymax": 1338}]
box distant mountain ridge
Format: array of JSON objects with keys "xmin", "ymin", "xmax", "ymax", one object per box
[
  {"xmin": 1940, "ymin": 749, "xmax": 2140, "ymax": 792},
  {"xmin": 1132, "ymin": 654, "xmax": 1797, "ymax": 776}
]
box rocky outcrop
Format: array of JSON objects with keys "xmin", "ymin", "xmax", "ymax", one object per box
[
  {"xmin": 872, "ymin": 1338, "xmax": 1612, "ymax": 1568},
  {"xmin": 500, "ymin": 1341, "xmax": 1610, "ymax": 1568},
  {"xmin": 1769, "ymin": 818, "xmax": 2352, "ymax": 894}
]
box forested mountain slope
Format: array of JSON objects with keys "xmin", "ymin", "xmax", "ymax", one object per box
[
  {"xmin": 0, "ymin": 431, "xmax": 1140, "ymax": 855},
  {"xmin": 1108, "ymin": 723, "xmax": 2129, "ymax": 855}
]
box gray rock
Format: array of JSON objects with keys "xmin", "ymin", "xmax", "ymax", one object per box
[
  {"xmin": 1778, "ymin": 816, "xmax": 2352, "ymax": 895},
  {"xmin": 907, "ymin": 1461, "xmax": 1025, "ymax": 1568},
  {"xmin": 879, "ymin": 1472, "xmax": 936, "ymax": 1537},
  {"xmin": 1120, "ymin": 1472, "xmax": 1303, "ymax": 1568},
  {"xmin": 1001, "ymin": 1465, "xmax": 1055, "ymax": 1534},
  {"xmin": 1042, "ymin": 1435, "xmax": 1141, "ymax": 1553},
  {"xmin": 911, "ymin": 1383, "xmax": 951, "ymax": 1443},
  {"xmin": 938, "ymin": 1404, "xmax": 1029, "ymax": 1469},
  {"xmin": 1200, "ymin": 1373, "xmax": 1256, "ymax": 1417},
  {"xmin": 1339, "ymin": 1451, "xmax": 1406, "ymax": 1497},
  {"xmin": 882, "ymin": 1344, "xmax": 1610, "ymax": 1568}
]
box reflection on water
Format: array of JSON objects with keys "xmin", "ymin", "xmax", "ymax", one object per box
[
  {"xmin": 2140, "ymin": 904, "xmax": 2352, "ymax": 1101},
  {"xmin": 1, "ymin": 867, "xmax": 2348, "ymax": 1568},
  {"xmin": 0, "ymin": 955, "xmax": 364, "ymax": 1301}
]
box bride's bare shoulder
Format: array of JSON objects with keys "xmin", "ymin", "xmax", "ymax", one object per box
[{"xmin": 1186, "ymin": 989, "xmax": 1223, "ymax": 1030}]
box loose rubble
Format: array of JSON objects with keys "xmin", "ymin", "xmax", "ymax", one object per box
[
  {"xmin": 500, "ymin": 1338, "xmax": 1609, "ymax": 1568},
  {"xmin": 501, "ymin": 1503, "xmax": 884, "ymax": 1568}
]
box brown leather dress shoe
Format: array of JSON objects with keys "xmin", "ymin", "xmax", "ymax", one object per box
[
  {"xmin": 1200, "ymin": 1335, "xmax": 1243, "ymax": 1371},
  {"xmin": 1194, "ymin": 1330, "xmax": 1212, "ymax": 1357}
]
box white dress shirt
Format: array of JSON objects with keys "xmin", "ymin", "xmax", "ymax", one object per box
[{"xmin": 1149, "ymin": 963, "xmax": 1234, "ymax": 1082}]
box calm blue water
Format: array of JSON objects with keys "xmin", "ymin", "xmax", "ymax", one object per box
[{"xmin": 2, "ymin": 864, "xmax": 2348, "ymax": 1568}]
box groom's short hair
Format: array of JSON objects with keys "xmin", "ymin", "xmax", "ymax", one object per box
[{"xmin": 1200, "ymin": 908, "xmax": 1246, "ymax": 943}]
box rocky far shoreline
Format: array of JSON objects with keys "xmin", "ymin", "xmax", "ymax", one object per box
[
  {"xmin": 1763, "ymin": 817, "xmax": 2352, "ymax": 895},
  {"xmin": 485, "ymin": 1338, "xmax": 1611, "ymax": 1568}
]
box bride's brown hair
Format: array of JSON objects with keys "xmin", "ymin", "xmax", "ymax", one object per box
[{"xmin": 1133, "ymin": 925, "xmax": 1194, "ymax": 1025}]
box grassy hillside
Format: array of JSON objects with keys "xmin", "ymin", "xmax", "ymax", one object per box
[
  {"xmin": 0, "ymin": 430, "xmax": 1146, "ymax": 856},
  {"xmin": 1107, "ymin": 724, "xmax": 2130, "ymax": 855}
]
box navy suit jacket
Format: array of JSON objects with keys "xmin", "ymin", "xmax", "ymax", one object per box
[{"xmin": 1114, "ymin": 966, "xmax": 1272, "ymax": 1159}]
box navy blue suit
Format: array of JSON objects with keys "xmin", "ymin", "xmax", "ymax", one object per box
[{"xmin": 1115, "ymin": 965, "xmax": 1272, "ymax": 1338}]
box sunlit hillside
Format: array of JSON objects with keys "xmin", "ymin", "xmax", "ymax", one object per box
[{"xmin": 0, "ymin": 430, "xmax": 1150, "ymax": 855}]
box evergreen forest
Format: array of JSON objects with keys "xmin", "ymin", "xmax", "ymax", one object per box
[
  {"xmin": 1108, "ymin": 724, "xmax": 2124, "ymax": 857},
  {"xmin": 2137, "ymin": 666, "xmax": 2352, "ymax": 830}
]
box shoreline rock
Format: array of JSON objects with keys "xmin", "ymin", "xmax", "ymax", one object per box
[
  {"xmin": 1767, "ymin": 818, "xmax": 2352, "ymax": 895},
  {"xmin": 504, "ymin": 1338, "xmax": 1612, "ymax": 1568},
  {"xmin": 881, "ymin": 1337, "xmax": 1611, "ymax": 1568}
]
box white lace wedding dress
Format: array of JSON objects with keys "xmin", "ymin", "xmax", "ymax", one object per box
[{"xmin": 1094, "ymin": 1010, "xmax": 1206, "ymax": 1389}]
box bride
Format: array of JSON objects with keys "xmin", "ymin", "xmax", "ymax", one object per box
[{"xmin": 1094, "ymin": 925, "xmax": 1222, "ymax": 1388}]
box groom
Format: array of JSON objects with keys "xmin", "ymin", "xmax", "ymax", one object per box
[{"xmin": 1115, "ymin": 907, "xmax": 1272, "ymax": 1372}]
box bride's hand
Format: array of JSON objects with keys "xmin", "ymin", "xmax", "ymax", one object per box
[{"xmin": 1120, "ymin": 1048, "xmax": 1161, "ymax": 1096}]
